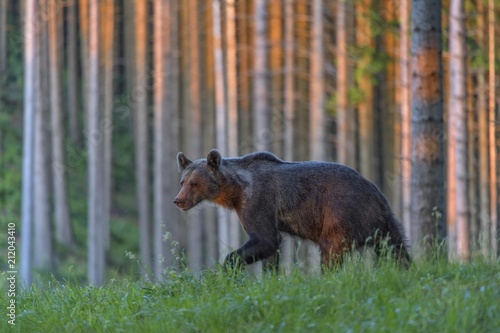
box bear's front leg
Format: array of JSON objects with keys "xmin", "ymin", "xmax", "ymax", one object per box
[{"xmin": 224, "ymin": 234, "xmax": 282, "ymax": 270}]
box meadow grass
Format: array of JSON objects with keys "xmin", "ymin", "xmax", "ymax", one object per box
[{"xmin": 2, "ymin": 256, "xmax": 499, "ymax": 333}]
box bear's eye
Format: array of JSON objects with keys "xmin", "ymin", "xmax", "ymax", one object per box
[{"xmin": 190, "ymin": 183, "xmax": 198, "ymax": 188}]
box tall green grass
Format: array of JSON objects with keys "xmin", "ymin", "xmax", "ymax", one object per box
[{"xmin": 2, "ymin": 256, "xmax": 499, "ymax": 333}]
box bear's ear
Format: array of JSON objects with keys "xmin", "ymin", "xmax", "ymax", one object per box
[
  {"xmin": 207, "ymin": 149, "xmax": 221, "ymax": 170},
  {"xmin": 177, "ymin": 152, "xmax": 192, "ymax": 172}
]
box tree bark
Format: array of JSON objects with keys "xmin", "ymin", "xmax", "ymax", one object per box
[
  {"xmin": 66, "ymin": 0, "xmax": 81, "ymax": 145},
  {"xmin": 400, "ymin": 0, "xmax": 412, "ymax": 240},
  {"xmin": 101, "ymin": 0, "xmax": 114, "ymax": 252},
  {"xmin": 280, "ymin": 0, "xmax": 295, "ymax": 275},
  {"xmin": 448, "ymin": 0, "xmax": 469, "ymax": 261},
  {"xmin": 21, "ymin": 0, "xmax": 37, "ymax": 289},
  {"xmin": 87, "ymin": 0, "xmax": 105, "ymax": 286},
  {"xmin": 488, "ymin": 0, "xmax": 497, "ymax": 259},
  {"xmin": 33, "ymin": 6, "xmax": 53, "ymax": 270},
  {"xmin": 336, "ymin": 0, "xmax": 355, "ymax": 167},
  {"xmin": 134, "ymin": 0, "xmax": 152, "ymax": 272},
  {"xmin": 410, "ymin": 0, "xmax": 445, "ymax": 253},
  {"xmin": 356, "ymin": 0, "xmax": 375, "ymax": 183},
  {"xmin": 49, "ymin": 0, "xmax": 74, "ymax": 247},
  {"xmin": 253, "ymin": 0, "xmax": 270, "ymax": 152}
]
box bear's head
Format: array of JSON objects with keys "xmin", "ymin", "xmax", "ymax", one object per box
[{"xmin": 173, "ymin": 149, "xmax": 222, "ymax": 211}]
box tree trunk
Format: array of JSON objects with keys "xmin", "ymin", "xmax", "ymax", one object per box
[
  {"xmin": 79, "ymin": 0, "xmax": 89, "ymax": 138},
  {"xmin": 307, "ymin": 0, "xmax": 324, "ymax": 274},
  {"xmin": 20, "ymin": 0, "xmax": 37, "ymax": 289},
  {"xmin": 253, "ymin": 0, "xmax": 270, "ymax": 152},
  {"xmin": 87, "ymin": 0, "xmax": 105, "ymax": 286},
  {"xmin": 66, "ymin": 0, "xmax": 81, "ymax": 145},
  {"xmin": 269, "ymin": 0, "xmax": 283, "ymax": 155},
  {"xmin": 448, "ymin": 0, "xmax": 469, "ymax": 261},
  {"xmin": 203, "ymin": 0, "xmax": 218, "ymax": 266},
  {"xmin": 101, "ymin": 0, "xmax": 114, "ymax": 252},
  {"xmin": 336, "ymin": 0, "xmax": 355, "ymax": 167},
  {"xmin": 280, "ymin": 0, "xmax": 295, "ymax": 275},
  {"xmin": 488, "ymin": 0, "xmax": 497, "ymax": 259},
  {"xmin": 134, "ymin": 0, "xmax": 152, "ymax": 272},
  {"xmin": 225, "ymin": 0, "xmax": 241, "ymax": 254},
  {"xmin": 356, "ymin": 0, "xmax": 375, "ymax": 183},
  {"xmin": 410, "ymin": 0, "xmax": 445, "ymax": 254},
  {"xmin": 477, "ymin": 0, "xmax": 490, "ymax": 256},
  {"xmin": 186, "ymin": 0, "xmax": 203, "ymax": 272},
  {"xmin": 212, "ymin": 0, "xmax": 231, "ymax": 262},
  {"xmin": 0, "ymin": 0, "xmax": 7, "ymax": 72},
  {"xmin": 49, "ymin": 0, "xmax": 74, "ymax": 247},
  {"xmin": 400, "ymin": 0, "xmax": 412, "ymax": 240},
  {"xmin": 33, "ymin": 6, "xmax": 53, "ymax": 270},
  {"xmin": 153, "ymin": 0, "xmax": 182, "ymax": 277}
]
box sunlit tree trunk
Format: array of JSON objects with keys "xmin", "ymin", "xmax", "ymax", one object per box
[
  {"xmin": 269, "ymin": 0, "xmax": 282, "ymax": 155},
  {"xmin": 400, "ymin": 0, "xmax": 412, "ymax": 240},
  {"xmin": 79, "ymin": 0, "xmax": 89, "ymax": 136},
  {"xmin": 20, "ymin": 0, "xmax": 37, "ymax": 289},
  {"xmin": 410, "ymin": 0, "xmax": 445, "ymax": 254},
  {"xmin": 87, "ymin": 0, "xmax": 105, "ymax": 286},
  {"xmin": 306, "ymin": 0, "xmax": 324, "ymax": 274},
  {"xmin": 49, "ymin": 0, "xmax": 74, "ymax": 247},
  {"xmin": 448, "ymin": 0, "xmax": 469, "ymax": 261},
  {"xmin": 154, "ymin": 0, "xmax": 182, "ymax": 277},
  {"xmin": 185, "ymin": 0, "xmax": 204, "ymax": 272},
  {"xmin": 488, "ymin": 0, "xmax": 497, "ymax": 259},
  {"xmin": 33, "ymin": 6, "xmax": 53, "ymax": 271},
  {"xmin": 280, "ymin": 0, "xmax": 295, "ymax": 275},
  {"xmin": 134, "ymin": 0, "xmax": 152, "ymax": 272},
  {"xmin": 253, "ymin": 0, "xmax": 270, "ymax": 152},
  {"xmin": 477, "ymin": 0, "xmax": 490, "ymax": 256},
  {"xmin": 356, "ymin": 0, "xmax": 375, "ymax": 183},
  {"xmin": 101, "ymin": 0, "xmax": 114, "ymax": 251},
  {"xmin": 203, "ymin": 0, "xmax": 218, "ymax": 266},
  {"xmin": 66, "ymin": 0, "xmax": 80, "ymax": 145},
  {"xmin": 336, "ymin": 0, "xmax": 355, "ymax": 167}
]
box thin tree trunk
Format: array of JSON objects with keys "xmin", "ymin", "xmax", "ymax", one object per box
[
  {"xmin": 101, "ymin": 0, "xmax": 114, "ymax": 252},
  {"xmin": 186, "ymin": 0, "xmax": 203, "ymax": 272},
  {"xmin": 66, "ymin": 0, "xmax": 80, "ymax": 145},
  {"xmin": 356, "ymin": 0, "xmax": 375, "ymax": 182},
  {"xmin": 79, "ymin": 0, "xmax": 89, "ymax": 139},
  {"xmin": 203, "ymin": 0, "xmax": 218, "ymax": 266},
  {"xmin": 269, "ymin": 0, "xmax": 283, "ymax": 155},
  {"xmin": 134, "ymin": 0, "xmax": 152, "ymax": 272},
  {"xmin": 87, "ymin": 0, "xmax": 105, "ymax": 286},
  {"xmin": 488, "ymin": 0, "xmax": 497, "ymax": 258},
  {"xmin": 400, "ymin": 0, "xmax": 412, "ymax": 240},
  {"xmin": 49, "ymin": 0, "xmax": 74, "ymax": 247},
  {"xmin": 280, "ymin": 0, "xmax": 295, "ymax": 275},
  {"xmin": 410, "ymin": 0, "xmax": 445, "ymax": 254},
  {"xmin": 336, "ymin": 0, "xmax": 355, "ymax": 167},
  {"xmin": 33, "ymin": 6, "xmax": 53, "ymax": 270},
  {"xmin": 225, "ymin": 0, "xmax": 241, "ymax": 254},
  {"xmin": 0, "ymin": 0, "xmax": 7, "ymax": 72},
  {"xmin": 307, "ymin": 0, "xmax": 324, "ymax": 274},
  {"xmin": 467, "ymin": 54, "xmax": 478, "ymax": 255},
  {"xmin": 212, "ymin": 0, "xmax": 231, "ymax": 261},
  {"xmin": 253, "ymin": 0, "xmax": 270, "ymax": 152},
  {"xmin": 20, "ymin": 0, "xmax": 37, "ymax": 289},
  {"xmin": 477, "ymin": 0, "xmax": 490, "ymax": 256},
  {"xmin": 448, "ymin": 0, "xmax": 469, "ymax": 261}
]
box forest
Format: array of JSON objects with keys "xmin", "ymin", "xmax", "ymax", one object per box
[{"xmin": 0, "ymin": 0, "xmax": 499, "ymax": 290}]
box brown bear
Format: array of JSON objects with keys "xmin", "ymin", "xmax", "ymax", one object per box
[{"xmin": 174, "ymin": 149, "xmax": 411, "ymax": 269}]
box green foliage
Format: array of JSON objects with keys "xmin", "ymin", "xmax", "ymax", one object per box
[{"xmin": 3, "ymin": 259, "xmax": 499, "ymax": 333}]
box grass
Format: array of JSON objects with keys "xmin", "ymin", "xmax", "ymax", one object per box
[{"xmin": 2, "ymin": 257, "xmax": 500, "ymax": 333}]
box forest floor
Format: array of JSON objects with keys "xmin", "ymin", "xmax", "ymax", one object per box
[{"xmin": 2, "ymin": 256, "xmax": 499, "ymax": 333}]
